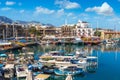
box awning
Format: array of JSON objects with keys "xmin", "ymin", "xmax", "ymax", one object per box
[
  {"xmin": 35, "ymin": 74, "xmax": 50, "ymax": 79},
  {"xmin": 0, "ymin": 54, "xmax": 7, "ymax": 57}
]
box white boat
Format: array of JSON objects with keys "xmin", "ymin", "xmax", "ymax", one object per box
[
  {"xmin": 3, "ymin": 64, "xmax": 14, "ymax": 78},
  {"xmin": 54, "ymin": 66, "xmax": 83, "ymax": 75},
  {"xmin": 105, "ymin": 39, "xmax": 115, "ymax": 45},
  {"xmin": 15, "ymin": 65, "xmax": 28, "ymax": 79},
  {"xmin": 0, "ymin": 41, "xmax": 12, "ymax": 50},
  {"xmin": 70, "ymin": 58, "xmax": 87, "ymax": 65},
  {"xmin": 73, "ymin": 37, "xmax": 83, "ymax": 44},
  {"xmin": 40, "ymin": 40, "xmax": 51, "ymax": 45}
]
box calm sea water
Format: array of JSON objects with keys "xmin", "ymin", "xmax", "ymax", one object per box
[{"xmin": 2, "ymin": 44, "xmax": 120, "ymax": 80}]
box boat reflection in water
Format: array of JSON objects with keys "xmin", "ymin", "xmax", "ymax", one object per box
[
  {"xmin": 2, "ymin": 44, "xmax": 120, "ymax": 80},
  {"xmin": 39, "ymin": 45, "xmax": 98, "ymax": 76}
]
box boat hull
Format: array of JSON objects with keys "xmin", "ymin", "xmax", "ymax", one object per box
[{"xmin": 54, "ymin": 68, "xmax": 83, "ymax": 75}]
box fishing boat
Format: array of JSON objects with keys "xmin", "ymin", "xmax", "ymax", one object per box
[
  {"xmin": 0, "ymin": 41, "xmax": 12, "ymax": 50},
  {"xmin": 73, "ymin": 37, "xmax": 83, "ymax": 44},
  {"xmin": 40, "ymin": 50, "xmax": 96, "ymax": 67},
  {"xmin": 15, "ymin": 65, "xmax": 28, "ymax": 79},
  {"xmin": 43, "ymin": 51, "xmax": 64, "ymax": 56},
  {"xmin": 70, "ymin": 59, "xmax": 87, "ymax": 65},
  {"xmin": 86, "ymin": 56, "xmax": 97, "ymax": 62},
  {"xmin": 28, "ymin": 62, "xmax": 43, "ymax": 76},
  {"xmin": 75, "ymin": 49, "xmax": 87, "ymax": 58},
  {"xmin": 3, "ymin": 64, "xmax": 15, "ymax": 78},
  {"xmin": 42, "ymin": 65, "xmax": 55, "ymax": 74},
  {"xmin": 105, "ymin": 39, "xmax": 114, "ymax": 44},
  {"xmin": 54, "ymin": 66, "xmax": 83, "ymax": 75}
]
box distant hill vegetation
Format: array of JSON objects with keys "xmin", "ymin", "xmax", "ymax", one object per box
[{"xmin": 0, "ymin": 16, "xmax": 55, "ymax": 27}]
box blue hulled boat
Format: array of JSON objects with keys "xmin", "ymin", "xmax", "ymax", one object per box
[
  {"xmin": 28, "ymin": 62, "xmax": 43, "ymax": 76},
  {"xmin": 54, "ymin": 66, "xmax": 83, "ymax": 75}
]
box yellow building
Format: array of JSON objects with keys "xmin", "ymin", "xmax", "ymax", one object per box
[{"xmin": 101, "ymin": 31, "xmax": 120, "ymax": 40}]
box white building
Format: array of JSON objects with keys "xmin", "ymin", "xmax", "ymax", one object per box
[{"xmin": 75, "ymin": 20, "xmax": 93, "ymax": 37}]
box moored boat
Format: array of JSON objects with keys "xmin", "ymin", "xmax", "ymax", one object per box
[
  {"xmin": 15, "ymin": 65, "xmax": 28, "ymax": 79},
  {"xmin": 73, "ymin": 37, "xmax": 83, "ymax": 44},
  {"xmin": 0, "ymin": 41, "xmax": 12, "ymax": 50},
  {"xmin": 42, "ymin": 65, "xmax": 55, "ymax": 74},
  {"xmin": 28, "ymin": 62, "xmax": 43, "ymax": 76},
  {"xmin": 54, "ymin": 66, "xmax": 83, "ymax": 75}
]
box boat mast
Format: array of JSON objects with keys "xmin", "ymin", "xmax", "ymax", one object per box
[
  {"xmin": 13, "ymin": 23, "xmax": 15, "ymax": 38},
  {"xmin": 2, "ymin": 30, "xmax": 5, "ymax": 40},
  {"xmin": 15, "ymin": 30, "xmax": 18, "ymax": 40},
  {"xmin": 5, "ymin": 24, "xmax": 8, "ymax": 41},
  {"xmin": 96, "ymin": 21, "xmax": 99, "ymax": 37}
]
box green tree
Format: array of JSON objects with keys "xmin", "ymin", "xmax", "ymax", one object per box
[
  {"xmin": 94, "ymin": 30, "xmax": 101, "ymax": 37},
  {"xmin": 28, "ymin": 26, "xmax": 36, "ymax": 35},
  {"xmin": 36, "ymin": 30, "xmax": 41, "ymax": 36}
]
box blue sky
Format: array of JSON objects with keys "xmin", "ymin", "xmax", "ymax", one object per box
[{"xmin": 0, "ymin": 0, "xmax": 120, "ymax": 29}]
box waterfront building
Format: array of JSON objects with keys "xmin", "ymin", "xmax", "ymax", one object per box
[
  {"xmin": 61, "ymin": 20, "xmax": 93, "ymax": 37},
  {"xmin": 61, "ymin": 24, "xmax": 75, "ymax": 37},
  {"xmin": 34, "ymin": 24, "xmax": 61, "ymax": 36},
  {"xmin": 55, "ymin": 27, "xmax": 62, "ymax": 37},
  {"xmin": 0, "ymin": 23, "xmax": 25, "ymax": 39},
  {"xmin": 75, "ymin": 20, "xmax": 93, "ymax": 37},
  {"xmin": 100, "ymin": 31, "xmax": 120, "ymax": 39}
]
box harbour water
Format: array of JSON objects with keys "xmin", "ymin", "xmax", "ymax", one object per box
[{"xmin": 1, "ymin": 44, "xmax": 120, "ymax": 80}]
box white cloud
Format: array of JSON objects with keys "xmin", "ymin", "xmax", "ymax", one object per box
[
  {"xmin": 6, "ymin": 1, "xmax": 16, "ymax": 6},
  {"xmin": 67, "ymin": 13, "xmax": 73, "ymax": 17},
  {"xmin": 34, "ymin": 6, "xmax": 55, "ymax": 14},
  {"xmin": 72, "ymin": 16, "xmax": 77, "ymax": 19},
  {"xmin": 57, "ymin": 9, "xmax": 65, "ymax": 16},
  {"xmin": 20, "ymin": 10, "xmax": 25, "ymax": 13},
  {"xmin": 85, "ymin": 2, "xmax": 114, "ymax": 16},
  {"xmin": 79, "ymin": 13, "xmax": 88, "ymax": 17},
  {"xmin": 1, "ymin": 7, "xmax": 12, "ymax": 11},
  {"xmin": 108, "ymin": 17, "xmax": 120, "ymax": 22},
  {"xmin": 55, "ymin": 0, "xmax": 80, "ymax": 9}
]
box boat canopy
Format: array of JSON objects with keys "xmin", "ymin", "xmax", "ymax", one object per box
[
  {"xmin": 0, "ymin": 54, "xmax": 7, "ymax": 57},
  {"xmin": 35, "ymin": 74, "xmax": 50, "ymax": 80},
  {"xmin": 4, "ymin": 64, "xmax": 14, "ymax": 69},
  {"xmin": 0, "ymin": 42, "xmax": 11, "ymax": 46}
]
